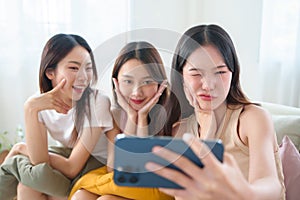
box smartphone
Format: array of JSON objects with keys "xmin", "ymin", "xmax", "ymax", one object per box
[{"xmin": 113, "ymin": 134, "xmax": 224, "ymax": 189}]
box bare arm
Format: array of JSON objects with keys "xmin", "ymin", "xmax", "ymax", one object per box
[
  {"xmin": 48, "ymin": 127, "xmax": 103, "ymax": 179},
  {"xmin": 146, "ymin": 105, "xmax": 282, "ymax": 200},
  {"xmin": 24, "ymin": 79, "xmax": 70, "ymax": 165},
  {"xmin": 106, "ymin": 121, "xmax": 121, "ymax": 172},
  {"xmin": 240, "ymin": 105, "xmax": 282, "ymax": 199}
]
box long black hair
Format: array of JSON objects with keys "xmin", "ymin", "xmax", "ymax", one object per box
[
  {"xmin": 39, "ymin": 33, "xmax": 98, "ymax": 144},
  {"xmin": 171, "ymin": 24, "xmax": 252, "ymax": 118}
]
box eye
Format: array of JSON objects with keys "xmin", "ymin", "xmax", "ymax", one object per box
[
  {"xmin": 86, "ymin": 67, "xmax": 93, "ymax": 72},
  {"xmin": 69, "ymin": 66, "xmax": 79, "ymax": 71},
  {"xmin": 123, "ymin": 80, "xmax": 132, "ymax": 84},
  {"xmin": 190, "ymin": 72, "xmax": 202, "ymax": 77},
  {"xmin": 215, "ymin": 71, "xmax": 227, "ymax": 75},
  {"xmin": 142, "ymin": 80, "xmax": 155, "ymax": 85}
]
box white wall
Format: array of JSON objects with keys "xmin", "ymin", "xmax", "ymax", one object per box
[
  {"xmin": 1, "ymin": 0, "xmax": 264, "ymax": 144},
  {"xmin": 129, "ymin": 0, "xmax": 263, "ymax": 101}
]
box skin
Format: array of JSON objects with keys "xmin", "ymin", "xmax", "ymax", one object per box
[
  {"xmin": 146, "ymin": 45, "xmax": 282, "ymax": 200},
  {"xmin": 71, "ymin": 59, "xmax": 167, "ymax": 200},
  {"xmin": 113, "ymin": 59, "xmax": 167, "ymax": 137},
  {"xmin": 8, "ymin": 46, "xmax": 119, "ymax": 200}
]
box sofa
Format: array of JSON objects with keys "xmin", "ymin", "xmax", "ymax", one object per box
[
  {"xmin": 260, "ymin": 102, "xmax": 300, "ymax": 200},
  {"xmin": 260, "ymin": 102, "xmax": 300, "ymax": 151}
]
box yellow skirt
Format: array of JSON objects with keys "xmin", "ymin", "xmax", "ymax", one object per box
[{"xmin": 68, "ymin": 166, "xmax": 174, "ymax": 200}]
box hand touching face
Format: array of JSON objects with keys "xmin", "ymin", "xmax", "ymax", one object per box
[
  {"xmin": 46, "ymin": 46, "xmax": 93, "ymax": 103},
  {"xmin": 116, "ymin": 59, "xmax": 160, "ymax": 111},
  {"xmin": 182, "ymin": 45, "xmax": 232, "ymax": 111}
]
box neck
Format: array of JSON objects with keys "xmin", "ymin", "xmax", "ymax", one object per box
[{"xmin": 214, "ymin": 103, "xmax": 227, "ymax": 128}]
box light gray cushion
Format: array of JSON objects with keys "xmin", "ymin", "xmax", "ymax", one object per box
[{"xmin": 272, "ymin": 115, "xmax": 300, "ymax": 151}]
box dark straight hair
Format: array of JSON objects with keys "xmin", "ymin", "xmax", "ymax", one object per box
[
  {"xmin": 112, "ymin": 41, "xmax": 179, "ymax": 136},
  {"xmin": 39, "ymin": 33, "xmax": 98, "ymax": 145},
  {"xmin": 171, "ymin": 24, "xmax": 252, "ymax": 118}
]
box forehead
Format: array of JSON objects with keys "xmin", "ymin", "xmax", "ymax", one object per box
[
  {"xmin": 60, "ymin": 46, "xmax": 91, "ymax": 64},
  {"xmin": 118, "ymin": 59, "xmax": 150, "ymax": 77},
  {"xmin": 185, "ymin": 45, "xmax": 225, "ymax": 69}
]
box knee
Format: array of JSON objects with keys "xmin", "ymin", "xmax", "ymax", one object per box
[{"xmin": 71, "ymin": 189, "xmax": 98, "ymax": 200}]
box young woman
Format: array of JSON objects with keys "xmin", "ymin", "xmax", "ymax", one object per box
[
  {"xmin": 145, "ymin": 24, "xmax": 286, "ymax": 200},
  {"xmin": 0, "ymin": 34, "xmax": 118, "ymax": 200},
  {"xmin": 69, "ymin": 41, "xmax": 178, "ymax": 200}
]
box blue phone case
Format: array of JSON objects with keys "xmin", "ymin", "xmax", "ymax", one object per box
[{"xmin": 113, "ymin": 134, "xmax": 224, "ymax": 188}]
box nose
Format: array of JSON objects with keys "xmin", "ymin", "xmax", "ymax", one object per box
[
  {"xmin": 77, "ymin": 68, "xmax": 88, "ymax": 81},
  {"xmin": 131, "ymin": 84, "xmax": 143, "ymax": 96},
  {"xmin": 201, "ymin": 75, "xmax": 215, "ymax": 91}
]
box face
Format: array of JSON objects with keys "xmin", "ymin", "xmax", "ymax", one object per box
[
  {"xmin": 182, "ymin": 45, "xmax": 232, "ymax": 110},
  {"xmin": 117, "ymin": 59, "xmax": 159, "ymax": 111},
  {"xmin": 47, "ymin": 46, "xmax": 93, "ymax": 102}
]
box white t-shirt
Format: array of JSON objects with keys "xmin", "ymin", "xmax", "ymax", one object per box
[{"xmin": 37, "ymin": 91, "xmax": 113, "ymax": 161}]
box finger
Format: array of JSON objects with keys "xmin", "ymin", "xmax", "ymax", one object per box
[
  {"xmin": 182, "ymin": 133, "xmax": 221, "ymax": 170},
  {"xmin": 146, "ymin": 161, "xmax": 207, "ymax": 195},
  {"xmin": 158, "ymin": 80, "xmax": 168, "ymax": 93},
  {"xmin": 52, "ymin": 78, "xmax": 66, "ymax": 92},
  {"xmin": 145, "ymin": 161, "xmax": 194, "ymax": 189},
  {"xmin": 159, "ymin": 188, "xmax": 192, "ymax": 198},
  {"xmin": 112, "ymin": 78, "xmax": 120, "ymax": 91},
  {"xmin": 150, "ymin": 145, "xmax": 207, "ymax": 182}
]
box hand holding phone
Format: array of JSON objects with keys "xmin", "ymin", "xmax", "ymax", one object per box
[{"xmin": 113, "ymin": 134, "xmax": 224, "ymax": 188}]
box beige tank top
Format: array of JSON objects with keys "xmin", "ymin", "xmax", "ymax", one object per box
[{"xmin": 176, "ymin": 106, "xmax": 285, "ymax": 199}]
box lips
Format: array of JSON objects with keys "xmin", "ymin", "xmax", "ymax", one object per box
[
  {"xmin": 130, "ymin": 98, "xmax": 144, "ymax": 105},
  {"xmin": 72, "ymin": 85, "xmax": 86, "ymax": 93},
  {"xmin": 199, "ymin": 94, "xmax": 215, "ymax": 101}
]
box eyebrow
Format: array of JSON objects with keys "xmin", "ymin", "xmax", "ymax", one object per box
[
  {"xmin": 121, "ymin": 74, "xmax": 153, "ymax": 79},
  {"xmin": 68, "ymin": 61, "xmax": 92, "ymax": 65},
  {"xmin": 188, "ymin": 64, "xmax": 227, "ymax": 71}
]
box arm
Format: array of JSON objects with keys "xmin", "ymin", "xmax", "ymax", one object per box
[
  {"xmin": 48, "ymin": 127, "xmax": 103, "ymax": 179},
  {"xmin": 106, "ymin": 120, "xmax": 121, "ymax": 172},
  {"xmin": 239, "ymin": 105, "xmax": 282, "ymax": 199},
  {"xmin": 146, "ymin": 106, "xmax": 282, "ymax": 200},
  {"xmin": 113, "ymin": 78, "xmax": 137, "ymax": 135},
  {"xmin": 183, "ymin": 83, "xmax": 217, "ymax": 138},
  {"xmin": 136, "ymin": 80, "xmax": 167, "ymax": 137},
  {"xmin": 24, "ymin": 79, "xmax": 71, "ymax": 165}
]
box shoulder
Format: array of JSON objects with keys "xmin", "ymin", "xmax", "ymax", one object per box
[
  {"xmin": 91, "ymin": 90, "xmax": 111, "ymax": 106},
  {"xmin": 239, "ymin": 104, "xmax": 275, "ymax": 145},
  {"xmin": 240, "ymin": 104, "xmax": 272, "ymax": 124}
]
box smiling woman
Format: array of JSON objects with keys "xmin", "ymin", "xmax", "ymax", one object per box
[{"xmin": 0, "ymin": 34, "xmax": 117, "ymax": 200}]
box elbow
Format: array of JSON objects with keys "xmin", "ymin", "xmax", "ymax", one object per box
[{"xmin": 63, "ymin": 162, "xmax": 81, "ymax": 179}]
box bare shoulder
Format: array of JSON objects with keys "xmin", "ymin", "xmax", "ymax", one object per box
[
  {"xmin": 239, "ymin": 104, "xmax": 275, "ymax": 145},
  {"xmin": 240, "ymin": 104, "xmax": 272, "ymax": 123}
]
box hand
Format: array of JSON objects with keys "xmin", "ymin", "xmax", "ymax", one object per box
[
  {"xmin": 183, "ymin": 83, "xmax": 217, "ymax": 138},
  {"xmin": 137, "ymin": 80, "xmax": 167, "ymax": 117},
  {"xmin": 145, "ymin": 133, "xmax": 249, "ymax": 200},
  {"xmin": 25, "ymin": 79, "xmax": 71, "ymax": 114},
  {"xmin": 112, "ymin": 78, "xmax": 137, "ymax": 120}
]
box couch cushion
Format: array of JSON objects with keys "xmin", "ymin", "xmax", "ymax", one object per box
[
  {"xmin": 279, "ymin": 136, "xmax": 300, "ymax": 200},
  {"xmin": 272, "ymin": 115, "xmax": 300, "ymax": 151}
]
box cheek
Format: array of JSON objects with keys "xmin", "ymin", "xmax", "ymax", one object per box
[
  {"xmin": 220, "ymin": 75, "xmax": 232, "ymax": 94},
  {"xmin": 143, "ymin": 85, "xmax": 158, "ymax": 97},
  {"xmin": 183, "ymin": 75, "xmax": 200, "ymax": 91},
  {"xmin": 118, "ymin": 84, "xmax": 132, "ymax": 97}
]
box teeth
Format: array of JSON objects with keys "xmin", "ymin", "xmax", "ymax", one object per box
[{"xmin": 73, "ymin": 86, "xmax": 85, "ymax": 89}]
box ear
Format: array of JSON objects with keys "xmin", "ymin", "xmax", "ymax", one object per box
[{"xmin": 45, "ymin": 68, "xmax": 55, "ymax": 80}]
